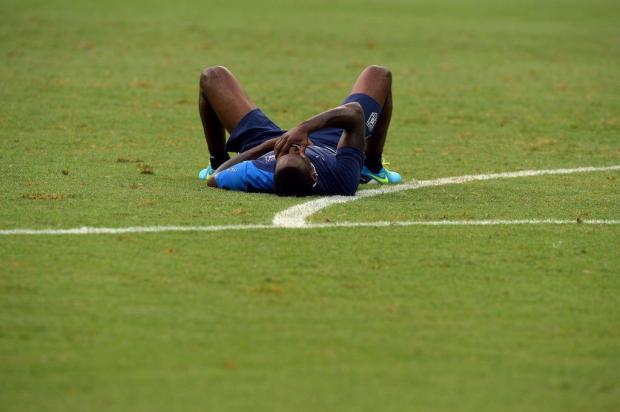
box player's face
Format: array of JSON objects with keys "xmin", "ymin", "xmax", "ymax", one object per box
[
  {"xmin": 275, "ymin": 151, "xmax": 317, "ymax": 188},
  {"xmin": 288, "ymin": 146, "xmax": 316, "ymax": 182},
  {"xmin": 308, "ymin": 159, "xmax": 318, "ymax": 186}
]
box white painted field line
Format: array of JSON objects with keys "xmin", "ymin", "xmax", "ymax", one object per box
[
  {"xmin": 0, "ymin": 224, "xmax": 272, "ymax": 236},
  {"xmin": 307, "ymin": 219, "xmax": 620, "ymax": 228},
  {"xmin": 273, "ymin": 165, "xmax": 620, "ymax": 227},
  {"xmin": 0, "ymin": 219, "xmax": 619, "ymax": 236},
  {"xmin": 1, "ymin": 164, "xmax": 618, "ymax": 236}
]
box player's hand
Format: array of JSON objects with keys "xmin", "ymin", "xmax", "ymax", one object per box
[{"xmin": 274, "ymin": 126, "xmax": 311, "ymax": 159}]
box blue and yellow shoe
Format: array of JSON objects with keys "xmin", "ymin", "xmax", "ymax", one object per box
[
  {"xmin": 198, "ymin": 165, "xmax": 214, "ymax": 180},
  {"xmin": 360, "ymin": 164, "xmax": 402, "ymax": 184}
]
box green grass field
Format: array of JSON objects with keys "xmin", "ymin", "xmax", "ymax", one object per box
[{"xmin": 1, "ymin": 0, "xmax": 619, "ymax": 410}]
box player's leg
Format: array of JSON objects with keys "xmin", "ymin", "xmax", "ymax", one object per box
[
  {"xmin": 350, "ymin": 65, "xmax": 401, "ymax": 183},
  {"xmin": 198, "ymin": 66, "xmax": 257, "ymax": 171},
  {"xmin": 351, "ymin": 65, "xmax": 391, "ymax": 168}
]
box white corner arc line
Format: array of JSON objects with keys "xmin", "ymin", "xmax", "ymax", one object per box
[
  {"xmin": 272, "ymin": 165, "xmax": 620, "ymax": 227},
  {"xmin": 0, "ymin": 219, "xmax": 619, "ymax": 236}
]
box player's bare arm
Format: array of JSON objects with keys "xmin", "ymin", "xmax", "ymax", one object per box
[{"xmin": 274, "ymin": 102, "xmax": 365, "ymax": 158}]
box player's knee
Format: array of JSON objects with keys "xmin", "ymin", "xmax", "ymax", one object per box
[
  {"xmin": 364, "ymin": 65, "xmax": 392, "ymax": 83},
  {"xmin": 200, "ymin": 66, "xmax": 231, "ymax": 90}
]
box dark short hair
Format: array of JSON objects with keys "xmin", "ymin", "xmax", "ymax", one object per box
[{"xmin": 274, "ymin": 163, "xmax": 314, "ymax": 197}]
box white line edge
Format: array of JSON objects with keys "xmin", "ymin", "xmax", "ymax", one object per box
[{"xmin": 1, "ymin": 220, "xmax": 619, "ymax": 236}]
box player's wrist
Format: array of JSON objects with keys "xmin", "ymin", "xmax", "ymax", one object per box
[{"xmin": 296, "ymin": 122, "xmax": 312, "ymax": 134}]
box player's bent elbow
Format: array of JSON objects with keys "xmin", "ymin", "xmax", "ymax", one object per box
[
  {"xmin": 345, "ymin": 102, "xmax": 364, "ymax": 118},
  {"xmin": 206, "ymin": 175, "xmax": 217, "ymax": 188},
  {"xmin": 344, "ymin": 102, "xmax": 365, "ymax": 129},
  {"xmin": 339, "ymin": 186, "xmax": 358, "ymax": 196}
]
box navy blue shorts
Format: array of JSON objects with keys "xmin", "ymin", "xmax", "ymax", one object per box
[{"xmin": 225, "ymin": 93, "xmax": 382, "ymax": 153}]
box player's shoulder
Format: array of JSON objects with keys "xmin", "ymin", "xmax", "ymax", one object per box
[{"xmin": 252, "ymin": 151, "xmax": 277, "ymax": 170}]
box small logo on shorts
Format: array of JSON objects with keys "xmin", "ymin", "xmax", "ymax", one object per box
[{"xmin": 366, "ymin": 112, "xmax": 379, "ymax": 132}]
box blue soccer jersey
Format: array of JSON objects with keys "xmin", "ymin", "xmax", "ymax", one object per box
[
  {"xmin": 215, "ymin": 145, "xmax": 363, "ymax": 196},
  {"xmin": 214, "ymin": 92, "xmax": 379, "ymax": 196},
  {"xmin": 305, "ymin": 145, "xmax": 363, "ymax": 196}
]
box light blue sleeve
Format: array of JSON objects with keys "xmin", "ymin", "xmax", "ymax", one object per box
[{"xmin": 215, "ymin": 161, "xmax": 273, "ymax": 192}]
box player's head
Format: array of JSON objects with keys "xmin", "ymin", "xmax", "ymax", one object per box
[{"xmin": 274, "ymin": 154, "xmax": 317, "ymax": 197}]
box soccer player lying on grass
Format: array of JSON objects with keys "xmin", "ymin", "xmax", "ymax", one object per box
[{"xmin": 198, "ymin": 65, "xmax": 401, "ymax": 196}]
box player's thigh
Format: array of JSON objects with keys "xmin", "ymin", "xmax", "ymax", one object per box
[
  {"xmin": 350, "ymin": 65, "xmax": 391, "ymax": 107},
  {"xmin": 200, "ymin": 66, "xmax": 257, "ymax": 132}
]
